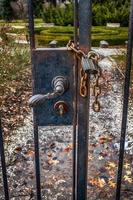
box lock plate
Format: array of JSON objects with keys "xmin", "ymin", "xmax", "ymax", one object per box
[{"xmin": 32, "ymin": 48, "xmax": 74, "ymax": 126}]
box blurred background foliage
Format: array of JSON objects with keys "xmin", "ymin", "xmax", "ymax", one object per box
[
  {"xmin": 0, "ymin": 0, "xmax": 129, "ymax": 47},
  {"xmin": 42, "ymin": 3, "xmax": 73, "ymax": 26},
  {"xmin": 0, "ymin": 0, "xmax": 130, "ymax": 26},
  {"xmin": 92, "ymin": 0, "xmax": 130, "ymax": 27}
]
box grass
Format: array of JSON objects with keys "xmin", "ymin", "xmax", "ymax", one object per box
[
  {"xmin": 0, "ymin": 19, "xmax": 128, "ymax": 47},
  {"xmin": 0, "ymin": 43, "xmax": 30, "ymax": 85},
  {"xmin": 0, "ymin": 18, "xmax": 43, "ymax": 26},
  {"xmin": 111, "ymin": 54, "xmax": 133, "ymax": 85}
]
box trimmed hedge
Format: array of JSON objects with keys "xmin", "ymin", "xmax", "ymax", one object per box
[
  {"xmin": 0, "ymin": 22, "xmax": 128, "ymax": 47},
  {"xmin": 36, "ymin": 26, "xmax": 128, "ymax": 47}
]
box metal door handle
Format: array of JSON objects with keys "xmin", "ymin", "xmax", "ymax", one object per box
[{"xmin": 29, "ymin": 76, "xmax": 69, "ymax": 107}]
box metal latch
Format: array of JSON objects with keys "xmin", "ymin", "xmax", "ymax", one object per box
[{"xmin": 29, "ymin": 76, "xmax": 69, "ymax": 107}]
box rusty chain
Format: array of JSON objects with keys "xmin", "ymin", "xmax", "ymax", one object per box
[
  {"xmin": 80, "ymin": 68, "xmax": 88, "ymax": 97},
  {"xmin": 92, "ymin": 66, "xmax": 102, "ymax": 112},
  {"xmin": 67, "ymin": 40, "xmax": 88, "ymax": 98},
  {"xmin": 67, "ymin": 40, "xmax": 86, "ymax": 58},
  {"xmin": 88, "ymin": 51, "xmax": 102, "ymax": 112},
  {"xmin": 67, "ymin": 40, "xmax": 102, "ymax": 112}
]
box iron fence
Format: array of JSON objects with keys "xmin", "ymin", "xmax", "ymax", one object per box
[{"xmin": 0, "ymin": 0, "xmax": 133, "ymax": 199}]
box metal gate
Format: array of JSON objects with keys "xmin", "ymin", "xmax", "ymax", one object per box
[{"xmin": 0, "ymin": 0, "xmax": 133, "ymax": 199}]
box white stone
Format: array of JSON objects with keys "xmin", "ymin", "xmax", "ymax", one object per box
[
  {"xmin": 100, "ymin": 40, "xmax": 109, "ymax": 48},
  {"xmin": 107, "ymin": 23, "xmax": 120, "ymax": 27}
]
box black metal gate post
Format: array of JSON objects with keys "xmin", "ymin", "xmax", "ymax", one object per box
[
  {"xmin": 76, "ymin": 1, "xmax": 92, "ymax": 200},
  {"xmin": 116, "ymin": 0, "xmax": 133, "ymax": 199},
  {"xmin": 28, "ymin": 0, "xmax": 35, "ymax": 49},
  {"xmin": 28, "ymin": 1, "xmax": 41, "ymax": 199},
  {"xmin": 0, "ymin": 115, "xmax": 9, "ymax": 200},
  {"xmin": 72, "ymin": 0, "xmax": 79, "ymax": 198}
]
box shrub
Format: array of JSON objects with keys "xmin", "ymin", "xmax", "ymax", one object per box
[
  {"xmin": 92, "ymin": 0, "xmax": 130, "ymax": 27},
  {"xmin": 0, "ymin": 0, "xmax": 13, "ymax": 21},
  {"xmin": 42, "ymin": 1, "xmax": 129, "ymax": 27},
  {"xmin": 42, "ymin": 4, "xmax": 73, "ymax": 26}
]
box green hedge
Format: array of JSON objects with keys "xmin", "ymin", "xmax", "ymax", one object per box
[
  {"xmin": 41, "ymin": 1, "xmax": 129, "ymax": 27},
  {"xmin": 36, "ymin": 26, "xmax": 128, "ymax": 47},
  {"xmin": 0, "ymin": 22, "xmax": 128, "ymax": 47},
  {"xmin": 36, "ymin": 35, "xmax": 71, "ymax": 46}
]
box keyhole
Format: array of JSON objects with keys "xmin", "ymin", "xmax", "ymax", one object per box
[{"xmin": 54, "ymin": 101, "xmax": 68, "ymax": 116}]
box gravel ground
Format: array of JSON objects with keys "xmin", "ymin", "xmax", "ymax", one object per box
[{"xmin": 0, "ymin": 49, "xmax": 133, "ymax": 200}]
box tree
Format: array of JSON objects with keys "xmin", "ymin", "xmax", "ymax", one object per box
[
  {"xmin": 33, "ymin": 0, "xmax": 43, "ymax": 17},
  {"xmin": 51, "ymin": 0, "xmax": 56, "ymax": 7},
  {"xmin": 0, "ymin": 0, "xmax": 13, "ymax": 21},
  {"xmin": 10, "ymin": 0, "xmax": 28, "ymax": 19}
]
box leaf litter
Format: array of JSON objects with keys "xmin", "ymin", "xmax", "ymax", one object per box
[{"xmin": 0, "ymin": 48, "xmax": 133, "ymax": 199}]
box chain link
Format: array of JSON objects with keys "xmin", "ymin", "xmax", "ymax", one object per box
[
  {"xmin": 67, "ymin": 40, "xmax": 89, "ymax": 98},
  {"xmin": 67, "ymin": 40, "xmax": 86, "ymax": 59},
  {"xmin": 92, "ymin": 65, "xmax": 102, "ymax": 112},
  {"xmin": 80, "ymin": 68, "xmax": 88, "ymax": 97}
]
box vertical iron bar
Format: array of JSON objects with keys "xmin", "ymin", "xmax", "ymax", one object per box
[
  {"xmin": 28, "ymin": 0, "xmax": 35, "ymax": 49},
  {"xmin": 28, "ymin": 0, "xmax": 41, "ymax": 198},
  {"xmin": 72, "ymin": 0, "xmax": 79, "ymax": 199},
  {"xmin": 74, "ymin": 0, "xmax": 79, "ymax": 44},
  {"xmin": 116, "ymin": 0, "xmax": 133, "ymax": 199},
  {"xmin": 0, "ymin": 116, "xmax": 9, "ymax": 200},
  {"xmin": 33, "ymin": 116, "xmax": 42, "ymax": 200},
  {"xmin": 76, "ymin": 0, "xmax": 92, "ymax": 200}
]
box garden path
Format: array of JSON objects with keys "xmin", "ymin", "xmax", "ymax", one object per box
[{"xmin": 0, "ymin": 48, "xmax": 133, "ymax": 200}]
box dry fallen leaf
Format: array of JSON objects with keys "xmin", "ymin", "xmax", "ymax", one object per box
[
  {"xmin": 88, "ymin": 178, "xmax": 106, "ymax": 188},
  {"xmin": 124, "ymin": 163, "xmax": 130, "ymax": 169},
  {"xmin": 107, "ymin": 161, "xmax": 116, "ymax": 169},
  {"xmin": 48, "ymin": 159, "xmax": 59, "ymax": 166},
  {"xmin": 108, "ymin": 179, "xmax": 116, "ymax": 188},
  {"xmin": 123, "ymin": 175, "xmax": 132, "ymax": 183},
  {"xmin": 98, "ymin": 178, "xmax": 106, "ymax": 188},
  {"xmin": 88, "ymin": 178, "xmax": 98, "ymax": 186},
  {"xmin": 14, "ymin": 146, "xmax": 22, "ymax": 152},
  {"xmin": 126, "ymin": 170, "xmax": 132, "ymax": 176},
  {"xmin": 98, "ymin": 156, "xmax": 104, "ymax": 160},
  {"xmin": 88, "ymin": 155, "xmax": 93, "ymax": 161},
  {"xmin": 99, "ymin": 136, "xmax": 113, "ymax": 144},
  {"xmin": 64, "ymin": 144, "xmax": 72, "ymax": 153},
  {"xmin": 26, "ymin": 150, "xmax": 35, "ymax": 158}
]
